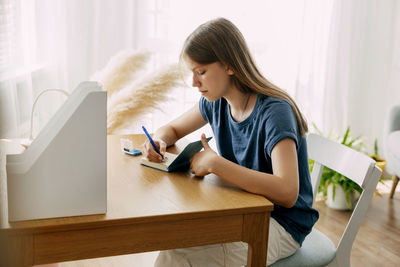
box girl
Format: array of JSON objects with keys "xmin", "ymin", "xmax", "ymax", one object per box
[{"xmin": 142, "ymin": 17, "xmax": 319, "ymax": 267}]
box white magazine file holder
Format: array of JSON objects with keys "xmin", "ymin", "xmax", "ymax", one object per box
[{"xmin": 6, "ymin": 81, "xmax": 107, "ymax": 221}]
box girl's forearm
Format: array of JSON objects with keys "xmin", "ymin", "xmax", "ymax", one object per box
[
  {"xmin": 154, "ymin": 125, "xmax": 179, "ymax": 147},
  {"xmin": 209, "ymin": 155, "xmax": 298, "ymax": 208}
]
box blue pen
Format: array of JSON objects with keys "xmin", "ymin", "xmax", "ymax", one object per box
[{"xmin": 142, "ymin": 126, "xmax": 164, "ymax": 160}]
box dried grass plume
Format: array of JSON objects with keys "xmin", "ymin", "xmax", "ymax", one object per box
[
  {"xmin": 91, "ymin": 50, "xmax": 151, "ymax": 97},
  {"xmin": 107, "ymin": 63, "xmax": 185, "ymax": 134}
]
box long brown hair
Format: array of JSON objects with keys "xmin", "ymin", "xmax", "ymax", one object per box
[{"xmin": 181, "ymin": 17, "xmax": 308, "ymax": 136}]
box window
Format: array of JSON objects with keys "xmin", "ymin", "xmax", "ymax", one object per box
[
  {"xmin": 1, "ymin": 0, "xmax": 335, "ymax": 141},
  {"xmin": 0, "ymin": 0, "xmax": 37, "ymax": 138}
]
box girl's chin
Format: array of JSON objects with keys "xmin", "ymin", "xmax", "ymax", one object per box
[
  {"xmin": 204, "ymin": 96, "xmax": 217, "ymax": 102},
  {"xmin": 202, "ymin": 94, "xmax": 219, "ymax": 102}
]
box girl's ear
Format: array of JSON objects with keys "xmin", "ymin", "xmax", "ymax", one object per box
[
  {"xmin": 221, "ymin": 62, "xmax": 234, "ymax": 75},
  {"xmin": 224, "ymin": 65, "xmax": 234, "ymax": 75}
]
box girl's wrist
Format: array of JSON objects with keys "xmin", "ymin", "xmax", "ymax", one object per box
[{"xmin": 208, "ymin": 153, "xmax": 220, "ymax": 174}]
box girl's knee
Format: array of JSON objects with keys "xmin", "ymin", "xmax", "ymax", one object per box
[{"xmin": 154, "ymin": 250, "xmax": 191, "ymax": 267}]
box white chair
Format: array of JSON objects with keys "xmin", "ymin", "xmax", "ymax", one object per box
[
  {"xmin": 270, "ymin": 133, "xmax": 382, "ymax": 267},
  {"xmin": 384, "ymin": 105, "xmax": 400, "ymax": 198}
]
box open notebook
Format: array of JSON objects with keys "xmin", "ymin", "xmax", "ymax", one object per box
[{"xmin": 140, "ymin": 137, "xmax": 212, "ymax": 172}]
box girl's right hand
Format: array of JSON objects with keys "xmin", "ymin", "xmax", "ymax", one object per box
[{"xmin": 141, "ymin": 138, "xmax": 167, "ymax": 162}]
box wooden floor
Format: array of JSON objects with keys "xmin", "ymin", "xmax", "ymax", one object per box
[
  {"xmin": 314, "ymin": 183, "xmax": 400, "ymax": 267},
  {"xmin": 47, "ymin": 180, "xmax": 399, "ymax": 267}
]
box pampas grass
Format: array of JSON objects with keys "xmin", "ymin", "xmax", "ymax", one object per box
[
  {"xmin": 91, "ymin": 49, "xmax": 190, "ymax": 134},
  {"xmin": 91, "ymin": 50, "xmax": 151, "ymax": 97},
  {"xmin": 107, "ymin": 63, "xmax": 185, "ymax": 134}
]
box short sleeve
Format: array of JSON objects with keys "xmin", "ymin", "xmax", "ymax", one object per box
[
  {"xmin": 264, "ymin": 100, "xmax": 299, "ymax": 156},
  {"xmin": 198, "ymin": 96, "xmax": 213, "ymax": 124}
]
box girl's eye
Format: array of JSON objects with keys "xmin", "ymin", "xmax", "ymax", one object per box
[{"xmin": 197, "ymin": 70, "xmax": 206, "ymax": 75}]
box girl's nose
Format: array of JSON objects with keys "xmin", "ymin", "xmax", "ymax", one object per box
[{"xmin": 192, "ymin": 74, "xmax": 200, "ymax": 87}]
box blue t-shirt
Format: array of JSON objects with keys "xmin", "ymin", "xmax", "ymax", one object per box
[{"xmin": 199, "ymin": 94, "xmax": 319, "ymax": 245}]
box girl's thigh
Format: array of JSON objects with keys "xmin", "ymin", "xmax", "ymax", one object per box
[{"xmin": 154, "ymin": 218, "xmax": 299, "ymax": 267}]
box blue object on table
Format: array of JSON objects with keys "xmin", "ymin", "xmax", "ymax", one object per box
[
  {"xmin": 123, "ymin": 148, "xmax": 142, "ymax": 156},
  {"xmin": 142, "ymin": 126, "xmax": 164, "ymax": 160}
]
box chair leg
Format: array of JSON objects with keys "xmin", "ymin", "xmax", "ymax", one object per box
[{"xmin": 389, "ymin": 174, "xmax": 399, "ymax": 198}]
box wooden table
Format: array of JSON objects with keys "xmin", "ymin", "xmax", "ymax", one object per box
[{"xmin": 0, "ymin": 135, "xmax": 273, "ymax": 266}]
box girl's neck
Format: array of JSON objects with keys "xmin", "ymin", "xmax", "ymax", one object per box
[{"xmin": 225, "ymin": 89, "xmax": 256, "ymax": 122}]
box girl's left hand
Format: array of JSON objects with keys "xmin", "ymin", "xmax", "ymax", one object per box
[{"xmin": 190, "ymin": 133, "xmax": 218, "ymax": 176}]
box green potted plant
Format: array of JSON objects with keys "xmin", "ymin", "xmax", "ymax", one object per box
[
  {"xmin": 310, "ymin": 125, "xmax": 365, "ymax": 210},
  {"xmin": 310, "ymin": 125, "xmax": 390, "ymax": 209},
  {"xmin": 369, "ymin": 139, "xmax": 392, "ymax": 195},
  {"xmin": 370, "ymin": 139, "xmax": 386, "ymax": 174}
]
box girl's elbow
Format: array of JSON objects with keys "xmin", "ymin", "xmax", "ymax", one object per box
[
  {"xmin": 281, "ymin": 190, "xmax": 298, "ymax": 208},
  {"xmin": 266, "ymin": 190, "xmax": 297, "ymax": 208},
  {"xmin": 283, "ymin": 197, "xmax": 297, "ymax": 208}
]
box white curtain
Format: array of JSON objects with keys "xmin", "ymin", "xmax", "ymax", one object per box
[
  {"xmin": 0, "ymin": 0, "xmax": 36, "ymax": 138},
  {"xmin": 132, "ymin": 0, "xmax": 335, "ymax": 139},
  {"xmin": 1, "ymin": 0, "xmax": 399, "ymax": 156},
  {"xmin": 0, "ymin": 0, "xmax": 136, "ymax": 139},
  {"xmin": 322, "ymin": 0, "xmax": 400, "ymax": 153}
]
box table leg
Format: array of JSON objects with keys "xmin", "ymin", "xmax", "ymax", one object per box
[
  {"xmin": 242, "ymin": 212, "xmax": 270, "ymax": 267},
  {"xmin": 0, "ymin": 233, "xmax": 34, "ymax": 267}
]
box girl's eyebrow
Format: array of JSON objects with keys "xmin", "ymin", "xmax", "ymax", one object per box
[{"xmin": 191, "ymin": 64, "xmax": 206, "ymax": 71}]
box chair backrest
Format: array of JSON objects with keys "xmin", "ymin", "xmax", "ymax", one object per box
[
  {"xmin": 307, "ymin": 133, "xmax": 382, "ymax": 260},
  {"xmin": 386, "ymin": 105, "xmax": 400, "ymax": 134},
  {"xmin": 384, "ymin": 105, "xmax": 400, "ymax": 167}
]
